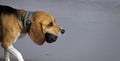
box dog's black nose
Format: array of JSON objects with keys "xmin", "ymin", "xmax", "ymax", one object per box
[{"xmin": 61, "ymin": 29, "xmax": 65, "ymax": 34}]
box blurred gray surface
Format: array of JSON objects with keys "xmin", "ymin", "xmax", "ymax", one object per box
[{"xmin": 0, "ymin": 0, "xmax": 120, "ymax": 61}]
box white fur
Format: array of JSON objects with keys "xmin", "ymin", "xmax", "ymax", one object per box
[
  {"xmin": 7, "ymin": 45, "xmax": 24, "ymax": 61},
  {"xmin": 58, "ymin": 26, "xmax": 64, "ymax": 36},
  {"xmin": 4, "ymin": 33, "xmax": 24, "ymax": 61},
  {"xmin": 4, "ymin": 49, "xmax": 10, "ymax": 61},
  {"xmin": 58, "ymin": 32, "xmax": 62, "ymax": 36},
  {"xmin": 18, "ymin": 33, "xmax": 27, "ymax": 39}
]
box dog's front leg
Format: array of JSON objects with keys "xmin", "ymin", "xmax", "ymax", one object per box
[
  {"xmin": 4, "ymin": 49, "xmax": 10, "ymax": 61},
  {"xmin": 7, "ymin": 45, "xmax": 24, "ymax": 61},
  {"xmin": 1, "ymin": 32, "xmax": 24, "ymax": 61}
]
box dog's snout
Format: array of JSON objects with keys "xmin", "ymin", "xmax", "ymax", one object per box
[{"xmin": 61, "ymin": 29, "xmax": 65, "ymax": 34}]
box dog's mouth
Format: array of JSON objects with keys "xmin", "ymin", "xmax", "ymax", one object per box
[{"xmin": 45, "ymin": 33, "xmax": 58, "ymax": 43}]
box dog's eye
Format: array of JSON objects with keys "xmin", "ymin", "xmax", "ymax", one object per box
[{"xmin": 48, "ymin": 22, "xmax": 53, "ymax": 26}]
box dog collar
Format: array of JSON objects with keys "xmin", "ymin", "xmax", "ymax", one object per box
[{"xmin": 24, "ymin": 11, "xmax": 33, "ymax": 32}]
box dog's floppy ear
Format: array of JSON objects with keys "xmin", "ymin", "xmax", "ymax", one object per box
[{"xmin": 29, "ymin": 21, "xmax": 45, "ymax": 45}]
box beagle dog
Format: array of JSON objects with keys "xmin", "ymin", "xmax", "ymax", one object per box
[{"xmin": 0, "ymin": 5, "xmax": 65, "ymax": 61}]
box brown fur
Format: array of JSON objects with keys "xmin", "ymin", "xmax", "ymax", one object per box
[
  {"xmin": 1, "ymin": 14, "xmax": 21, "ymax": 48},
  {"xmin": 0, "ymin": 6, "xmax": 62, "ymax": 49}
]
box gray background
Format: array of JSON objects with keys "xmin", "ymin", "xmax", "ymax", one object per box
[{"xmin": 0, "ymin": 0, "xmax": 120, "ymax": 61}]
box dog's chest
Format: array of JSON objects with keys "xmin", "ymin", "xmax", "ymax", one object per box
[{"xmin": 18, "ymin": 33, "xmax": 27, "ymax": 39}]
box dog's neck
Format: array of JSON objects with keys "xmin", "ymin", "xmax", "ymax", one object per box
[
  {"xmin": 24, "ymin": 11, "xmax": 33, "ymax": 32},
  {"xmin": 18, "ymin": 10, "xmax": 33, "ymax": 33}
]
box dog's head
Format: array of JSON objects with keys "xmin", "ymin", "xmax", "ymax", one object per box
[{"xmin": 29, "ymin": 11, "xmax": 65, "ymax": 45}]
